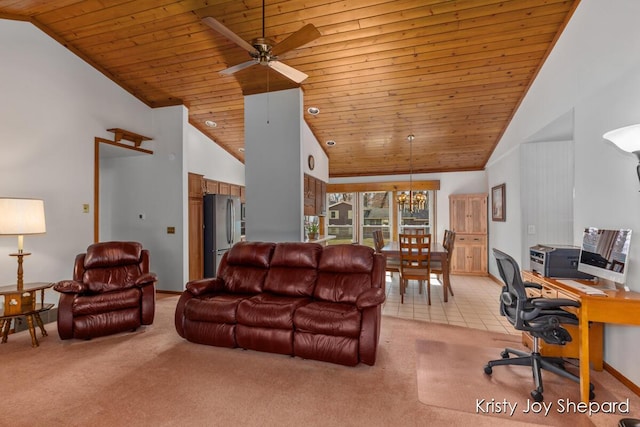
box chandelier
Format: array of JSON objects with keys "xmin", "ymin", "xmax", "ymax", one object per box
[{"xmin": 397, "ymin": 134, "xmax": 426, "ymax": 213}]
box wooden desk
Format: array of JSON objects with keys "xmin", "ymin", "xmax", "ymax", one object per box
[
  {"xmin": 522, "ymin": 271, "xmax": 640, "ymax": 403},
  {"xmin": 381, "ymin": 242, "xmax": 450, "ymax": 301},
  {"xmin": 0, "ymin": 282, "xmax": 54, "ymax": 347}
]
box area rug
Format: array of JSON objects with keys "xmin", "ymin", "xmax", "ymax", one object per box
[{"xmin": 415, "ymin": 335, "xmax": 638, "ymax": 426}]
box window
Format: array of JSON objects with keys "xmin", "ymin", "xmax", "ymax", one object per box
[{"xmin": 327, "ymin": 183, "xmax": 437, "ymax": 246}]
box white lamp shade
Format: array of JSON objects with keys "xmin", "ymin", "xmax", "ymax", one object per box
[
  {"xmin": 0, "ymin": 198, "xmax": 47, "ymax": 235},
  {"xmin": 603, "ymin": 124, "xmax": 640, "ymax": 154}
]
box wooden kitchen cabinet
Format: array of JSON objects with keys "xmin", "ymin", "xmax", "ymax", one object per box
[
  {"xmin": 218, "ymin": 182, "xmax": 230, "ymax": 195},
  {"xmin": 315, "ymin": 179, "xmax": 326, "ymax": 215},
  {"xmin": 449, "ymin": 193, "xmax": 488, "ymax": 275},
  {"xmin": 450, "ymin": 193, "xmax": 487, "ymax": 234},
  {"xmin": 189, "ymin": 172, "xmax": 204, "ymax": 198},
  {"xmin": 450, "ymin": 234, "xmax": 487, "ymax": 275},
  {"xmin": 230, "ymin": 184, "xmax": 241, "ymax": 197},
  {"xmin": 304, "ymin": 174, "xmax": 327, "ymax": 216},
  {"xmin": 204, "ymin": 179, "xmax": 219, "ymax": 195},
  {"xmin": 188, "ymin": 173, "xmax": 205, "ymax": 280},
  {"xmin": 304, "ymin": 174, "xmax": 315, "ymax": 216}
]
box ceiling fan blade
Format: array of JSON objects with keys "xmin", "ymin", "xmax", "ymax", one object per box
[
  {"xmin": 267, "ymin": 60, "xmax": 308, "ymax": 84},
  {"xmin": 270, "ymin": 24, "xmax": 320, "ymax": 57},
  {"xmin": 202, "ymin": 16, "xmax": 257, "ymax": 54},
  {"xmin": 219, "ymin": 60, "xmax": 258, "ymax": 76}
]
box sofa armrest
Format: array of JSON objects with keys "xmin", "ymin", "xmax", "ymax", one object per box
[
  {"xmin": 53, "ymin": 280, "xmax": 86, "ymax": 294},
  {"xmin": 356, "ymin": 288, "xmax": 386, "ymax": 309},
  {"xmin": 186, "ymin": 277, "xmax": 225, "ymax": 296},
  {"xmin": 135, "ymin": 272, "xmax": 157, "ymax": 287}
]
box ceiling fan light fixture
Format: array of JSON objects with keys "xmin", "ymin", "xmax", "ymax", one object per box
[
  {"xmin": 204, "ymin": 120, "xmax": 217, "ymax": 128},
  {"xmin": 326, "ymin": 140, "xmax": 336, "ymax": 146},
  {"xmin": 307, "ymin": 107, "xmax": 320, "ymax": 115}
]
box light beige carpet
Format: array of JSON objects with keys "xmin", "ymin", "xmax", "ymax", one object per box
[
  {"xmin": 1, "ymin": 296, "xmax": 638, "ymax": 427},
  {"xmin": 415, "ymin": 330, "xmax": 639, "ymax": 426}
]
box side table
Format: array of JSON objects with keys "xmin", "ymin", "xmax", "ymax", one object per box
[{"xmin": 0, "ymin": 282, "xmax": 54, "ymax": 347}]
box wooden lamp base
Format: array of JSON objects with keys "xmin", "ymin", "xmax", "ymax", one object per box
[{"xmin": 9, "ymin": 251, "xmax": 31, "ymax": 291}]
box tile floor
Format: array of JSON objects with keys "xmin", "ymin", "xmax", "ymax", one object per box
[{"xmin": 382, "ymin": 272, "xmax": 520, "ymax": 336}]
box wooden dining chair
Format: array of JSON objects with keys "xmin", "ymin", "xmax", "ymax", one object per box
[
  {"xmin": 398, "ymin": 233, "xmax": 432, "ymax": 304},
  {"xmin": 373, "ymin": 230, "xmax": 400, "ymax": 277},
  {"xmin": 402, "ymin": 227, "xmax": 426, "ymax": 235},
  {"xmin": 431, "ymin": 230, "xmax": 455, "ymax": 298}
]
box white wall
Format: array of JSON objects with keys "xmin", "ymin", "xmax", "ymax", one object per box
[
  {"xmin": 244, "ymin": 89, "xmax": 305, "ymax": 242},
  {"xmin": 0, "ymin": 19, "xmax": 152, "ymax": 301},
  {"xmin": 186, "ymin": 124, "xmax": 245, "ymax": 185},
  {"xmin": 487, "ymin": 0, "xmax": 640, "ymax": 387},
  {"xmin": 302, "ymin": 121, "xmax": 329, "ymax": 183},
  {"xmin": 0, "ymin": 19, "xmax": 245, "ymax": 296},
  {"xmin": 573, "ymin": 63, "xmax": 640, "ymax": 378},
  {"xmin": 100, "ymin": 106, "xmax": 186, "ymax": 291}
]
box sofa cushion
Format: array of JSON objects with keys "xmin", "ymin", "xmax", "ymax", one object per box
[
  {"xmin": 237, "ymin": 293, "xmax": 311, "ymax": 329},
  {"xmin": 219, "ymin": 242, "xmax": 275, "ymax": 294},
  {"xmin": 318, "ymin": 244, "xmax": 373, "ymax": 273},
  {"xmin": 72, "ymin": 287, "xmax": 141, "ymax": 316},
  {"xmin": 83, "ymin": 265, "xmax": 143, "ymax": 293},
  {"xmin": 263, "ymin": 243, "xmax": 322, "ymax": 297},
  {"xmin": 226, "ymin": 241, "xmax": 275, "ymax": 268},
  {"xmin": 314, "ymin": 245, "xmax": 375, "ymax": 304},
  {"xmin": 84, "ymin": 241, "xmax": 142, "ymax": 268},
  {"xmin": 293, "ymin": 301, "xmax": 362, "ymax": 338},
  {"xmin": 184, "ymin": 294, "xmax": 251, "ymax": 323}
]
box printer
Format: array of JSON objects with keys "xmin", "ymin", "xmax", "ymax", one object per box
[{"xmin": 529, "ymin": 244, "xmax": 594, "ymax": 279}]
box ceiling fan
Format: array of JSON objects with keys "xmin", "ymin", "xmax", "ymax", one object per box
[{"xmin": 202, "ymin": 1, "xmax": 320, "ymax": 84}]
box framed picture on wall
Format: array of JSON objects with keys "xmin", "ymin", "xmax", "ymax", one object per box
[{"xmin": 492, "ymin": 183, "xmax": 506, "ymax": 222}]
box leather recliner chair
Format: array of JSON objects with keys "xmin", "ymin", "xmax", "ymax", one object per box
[{"xmin": 54, "ymin": 241, "xmax": 157, "ymax": 340}]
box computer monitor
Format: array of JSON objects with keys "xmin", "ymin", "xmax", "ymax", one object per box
[{"xmin": 578, "ymin": 227, "xmax": 632, "ymax": 285}]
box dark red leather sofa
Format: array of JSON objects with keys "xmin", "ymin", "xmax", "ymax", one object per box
[{"xmin": 174, "ymin": 241, "xmax": 386, "ymax": 366}]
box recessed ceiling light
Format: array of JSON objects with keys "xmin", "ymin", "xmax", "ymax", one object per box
[
  {"xmin": 239, "ymin": 147, "xmax": 245, "ymax": 153},
  {"xmin": 307, "ymin": 107, "xmax": 320, "ymax": 115},
  {"xmin": 204, "ymin": 120, "xmax": 217, "ymax": 128},
  {"xmin": 326, "ymin": 140, "xmax": 336, "ymax": 146}
]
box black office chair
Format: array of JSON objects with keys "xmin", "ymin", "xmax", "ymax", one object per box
[{"xmin": 484, "ymin": 248, "xmax": 594, "ymax": 402}]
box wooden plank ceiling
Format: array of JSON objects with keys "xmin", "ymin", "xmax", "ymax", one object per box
[{"xmin": 0, "ymin": 0, "xmax": 579, "ymax": 177}]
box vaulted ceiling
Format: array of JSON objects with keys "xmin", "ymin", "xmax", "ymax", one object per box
[{"xmin": 0, "ymin": 0, "xmax": 579, "ymax": 177}]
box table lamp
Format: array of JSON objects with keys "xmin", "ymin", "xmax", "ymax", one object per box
[{"xmin": 0, "ymin": 198, "xmax": 47, "ymax": 290}]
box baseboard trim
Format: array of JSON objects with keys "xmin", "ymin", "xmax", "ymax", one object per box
[
  {"xmin": 157, "ymin": 290, "xmax": 182, "ymax": 295},
  {"xmin": 604, "ymin": 362, "xmax": 640, "ymax": 397},
  {"xmin": 488, "ymin": 273, "xmax": 502, "ymax": 285}
]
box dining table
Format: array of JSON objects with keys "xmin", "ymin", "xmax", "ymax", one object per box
[{"xmin": 381, "ymin": 241, "xmax": 451, "ymax": 302}]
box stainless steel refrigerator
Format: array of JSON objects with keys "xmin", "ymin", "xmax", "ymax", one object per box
[{"xmin": 203, "ymin": 194, "xmax": 242, "ymax": 277}]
